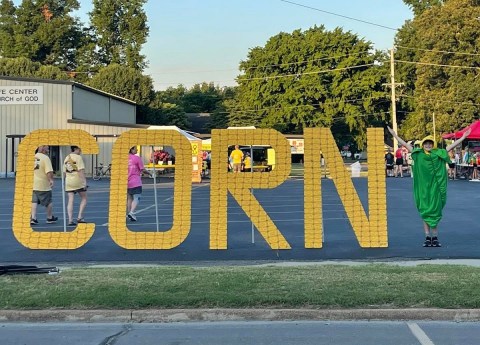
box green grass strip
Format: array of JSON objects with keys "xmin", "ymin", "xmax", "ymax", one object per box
[{"xmin": 1, "ymin": 264, "xmax": 480, "ymax": 309}]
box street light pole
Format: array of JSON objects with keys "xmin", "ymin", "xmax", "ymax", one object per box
[
  {"xmin": 383, "ymin": 47, "xmax": 403, "ymax": 151},
  {"xmin": 390, "ymin": 47, "xmax": 398, "ymax": 152}
]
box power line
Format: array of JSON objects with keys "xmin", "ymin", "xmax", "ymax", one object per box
[
  {"xmin": 395, "ymin": 59, "xmax": 480, "ymax": 70},
  {"xmin": 399, "ymin": 94, "xmax": 480, "ymax": 107},
  {"xmin": 154, "ymin": 79, "xmax": 236, "ymax": 86},
  {"xmin": 396, "ymin": 45, "xmax": 480, "ymax": 57},
  {"xmin": 238, "ymin": 63, "xmax": 377, "ymax": 82},
  {"xmin": 218, "ymin": 96, "xmax": 388, "ymax": 114},
  {"xmin": 156, "ymin": 57, "xmax": 479, "ymax": 89},
  {"xmin": 146, "ymin": 50, "xmax": 375, "ymax": 77},
  {"xmin": 64, "ymin": 71, "xmax": 93, "ymax": 74},
  {"xmin": 148, "ymin": 68, "xmax": 239, "ymax": 75},
  {"xmin": 146, "ymin": 55, "xmax": 480, "ymax": 88},
  {"xmin": 153, "ymin": 57, "xmax": 478, "ymax": 89},
  {"xmin": 154, "ymin": 62, "xmax": 378, "ymax": 86},
  {"xmin": 279, "ymin": 0, "xmax": 398, "ymax": 31},
  {"xmin": 244, "ymin": 50, "xmax": 374, "ymax": 71},
  {"xmin": 331, "ymin": 112, "xmax": 390, "ymax": 123}
]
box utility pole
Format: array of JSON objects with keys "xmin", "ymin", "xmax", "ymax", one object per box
[
  {"xmin": 383, "ymin": 47, "xmax": 403, "ymax": 152},
  {"xmin": 433, "ymin": 111, "xmax": 436, "ymax": 142}
]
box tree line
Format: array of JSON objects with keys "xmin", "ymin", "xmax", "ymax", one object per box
[{"xmin": 1, "ymin": 0, "xmax": 479, "ymax": 149}]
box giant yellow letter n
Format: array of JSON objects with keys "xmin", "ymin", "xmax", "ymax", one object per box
[
  {"xmin": 13, "ymin": 130, "xmax": 98, "ymax": 249},
  {"xmin": 304, "ymin": 128, "xmax": 387, "ymax": 248},
  {"xmin": 209, "ymin": 129, "xmax": 291, "ymax": 249},
  {"xmin": 108, "ymin": 129, "xmax": 192, "ymax": 249}
]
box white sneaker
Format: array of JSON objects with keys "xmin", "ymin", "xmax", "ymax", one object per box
[{"xmin": 127, "ymin": 212, "xmax": 137, "ymax": 221}]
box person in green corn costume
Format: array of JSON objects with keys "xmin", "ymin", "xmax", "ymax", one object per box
[{"xmin": 387, "ymin": 126, "xmax": 471, "ymax": 247}]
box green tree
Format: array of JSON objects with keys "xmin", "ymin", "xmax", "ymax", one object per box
[
  {"xmin": 182, "ymin": 82, "xmax": 223, "ymax": 113},
  {"xmin": 395, "ymin": 0, "xmax": 480, "ymax": 140},
  {"xmin": 35, "ymin": 64, "xmax": 69, "ymax": 80},
  {"xmin": 206, "ymin": 87, "xmax": 237, "ymax": 131},
  {"xmin": 0, "ymin": 0, "xmax": 16, "ymax": 57},
  {"xmin": 86, "ymin": 63, "xmax": 154, "ymax": 122},
  {"xmin": 71, "ymin": 26, "xmax": 102, "ymax": 83},
  {"xmin": 90, "ymin": 0, "xmax": 149, "ymax": 70},
  {"xmin": 228, "ymin": 26, "xmax": 389, "ymax": 148},
  {"xmin": 0, "ymin": 57, "xmax": 66, "ymax": 79},
  {"xmin": 158, "ymin": 103, "xmax": 190, "ymax": 128},
  {"xmin": 145, "ymin": 92, "xmax": 190, "ymax": 127},
  {"xmin": 157, "ymin": 83, "xmax": 225, "ymax": 113},
  {"xmin": 207, "ymin": 102, "xmax": 231, "ymax": 131},
  {"xmin": 402, "ymin": 0, "xmax": 445, "ymax": 15},
  {"xmin": 156, "ymin": 85, "xmax": 187, "ymax": 105},
  {"xmin": 0, "ymin": 57, "xmax": 37, "ymax": 77},
  {"xmin": 156, "ymin": 84, "xmax": 234, "ymax": 131},
  {"xmin": 392, "ymin": 20, "xmax": 417, "ymax": 129},
  {"xmin": 0, "ymin": 0, "xmax": 85, "ymax": 70}
]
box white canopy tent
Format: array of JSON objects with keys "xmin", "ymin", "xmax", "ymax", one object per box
[
  {"xmin": 147, "ymin": 125, "xmax": 201, "ymax": 141},
  {"xmin": 145, "ymin": 125, "xmax": 203, "ymax": 183}
]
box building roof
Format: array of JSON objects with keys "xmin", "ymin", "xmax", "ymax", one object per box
[
  {"xmin": 147, "ymin": 125, "xmax": 201, "ymax": 141},
  {"xmin": 0, "ymin": 76, "xmax": 136, "ymax": 105}
]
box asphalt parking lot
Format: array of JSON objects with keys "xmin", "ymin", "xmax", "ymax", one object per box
[{"xmin": 1, "ymin": 176, "xmax": 479, "ymax": 264}]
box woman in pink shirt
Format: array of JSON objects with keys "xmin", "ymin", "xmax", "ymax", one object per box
[{"xmin": 127, "ymin": 146, "xmax": 151, "ymax": 221}]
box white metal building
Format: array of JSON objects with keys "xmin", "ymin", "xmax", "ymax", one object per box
[{"xmin": 0, "ymin": 76, "xmax": 144, "ymax": 177}]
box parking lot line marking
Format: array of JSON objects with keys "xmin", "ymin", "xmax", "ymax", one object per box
[
  {"xmin": 407, "ymin": 322, "xmax": 435, "ymax": 345},
  {"xmin": 101, "ymin": 185, "xmax": 207, "ymax": 226}
]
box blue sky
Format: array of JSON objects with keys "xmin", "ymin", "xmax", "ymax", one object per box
[
  {"xmin": 20, "ymin": 1, "xmax": 414, "ymax": 90},
  {"xmin": 141, "ymin": 0, "xmax": 413, "ymax": 90}
]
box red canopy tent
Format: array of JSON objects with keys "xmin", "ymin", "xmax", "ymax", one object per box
[{"xmin": 442, "ymin": 120, "xmax": 480, "ymax": 140}]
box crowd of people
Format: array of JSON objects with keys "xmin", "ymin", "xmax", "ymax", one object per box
[
  {"xmin": 30, "ymin": 145, "xmax": 154, "ymax": 225},
  {"xmin": 30, "ymin": 144, "xmax": 228, "ymax": 225},
  {"xmin": 384, "ymin": 140, "xmax": 480, "ymax": 181},
  {"xmin": 34, "ymin": 135, "xmax": 477, "ymax": 247},
  {"xmin": 384, "ymin": 145, "xmax": 412, "ymax": 178},
  {"xmin": 453, "ymin": 146, "xmax": 480, "ymax": 180}
]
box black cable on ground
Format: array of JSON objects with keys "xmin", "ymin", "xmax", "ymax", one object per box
[{"xmin": 0, "ymin": 265, "xmax": 59, "ymax": 275}]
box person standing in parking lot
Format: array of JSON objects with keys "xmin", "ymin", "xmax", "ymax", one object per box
[
  {"xmin": 229, "ymin": 145, "xmax": 244, "ymax": 173},
  {"xmin": 127, "ymin": 146, "xmax": 152, "ymax": 221},
  {"xmin": 64, "ymin": 146, "xmax": 88, "ymax": 226},
  {"xmin": 394, "ymin": 145, "xmax": 404, "ymax": 177},
  {"xmin": 31, "ymin": 145, "xmax": 58, "ymax": 225},
  {"xmin": 385, "ymin": 148, "xmax": 394, "ymax": 177},
  {"xmin": 243, "ymin": 152, "xmax": 252, "ymax": 172},
  {"xmin": 388, "ymin": 126, "xmax": 470, "ymax": 248}
]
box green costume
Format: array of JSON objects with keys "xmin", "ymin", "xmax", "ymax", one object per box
[{"xmin": 411, "ymin": 146, "xmax": 450, "ymax": 228}]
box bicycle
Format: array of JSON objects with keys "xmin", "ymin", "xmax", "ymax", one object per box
[{"xmin": 92, "ymin": 163, "xmax": 111, "ymax": 181}]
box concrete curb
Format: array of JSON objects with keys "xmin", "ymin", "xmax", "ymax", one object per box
[{"xmin": 1, "ymin": 309, "xmax": 480, "ymax": 323}]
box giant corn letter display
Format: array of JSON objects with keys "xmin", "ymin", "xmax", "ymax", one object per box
[
  {"xmin": 303, "ymin": 128, "xmax": 387, "ymax": 248},
  {"xmin": 108, "ymin": 129, "xmax": 192, "ymax": 249},
  {"xmin": 11, "ymin": 128, "xmax": 387, "ymax": 250},
  {"xmin": 13, "ymin": 130, "xmax": 98, "ymax": 249},
  {"xmin": 209, "ymin": 129, "xmax": 292, "ymax": 249}
]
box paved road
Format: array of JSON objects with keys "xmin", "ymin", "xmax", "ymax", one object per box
[
  {"xmin": 1, "ymin": 176, "xmax": 479, "ymax": 263},
  {"xmin": 0, "ymin": 321, "xmax": 479, "ymax": 345}
]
